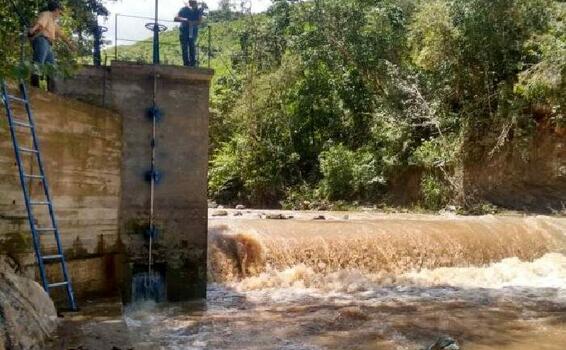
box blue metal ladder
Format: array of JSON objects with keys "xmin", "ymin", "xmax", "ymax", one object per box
[{"xmin": 1, "ymin": 80, "xmax": 77, "ymax": 311}]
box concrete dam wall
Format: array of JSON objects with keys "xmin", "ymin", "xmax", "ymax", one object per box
[
  {"xmin": 0, "ymin": 62, "xmax": 213, "ymax": 303},
  {"xmin": 0, "ymin": 84, "xmax": 122, "ymax": 299}
]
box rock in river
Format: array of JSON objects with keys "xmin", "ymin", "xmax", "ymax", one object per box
[
  {"xmin": 425, "ymin": 336, "xmax": 460, "ymax": 350},
  {"xmin": 0, "ymin": 258, "xmax": 58, "ymax": 349},
  {"xmin": 265, "ymin": 213, "xmax": 291, "ymax": 220}
]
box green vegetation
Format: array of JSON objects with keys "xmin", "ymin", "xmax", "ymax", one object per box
[
  {"xmin": 2, "ymin": 0, "xmax": 564, "ymax": 211},
  {"xmin": 0, "ymin": 0, "xmax": 109, "ymax": 78},
  {"xmin": 206, "ymin": 0, "xmax": 564, "ymax": 210}
]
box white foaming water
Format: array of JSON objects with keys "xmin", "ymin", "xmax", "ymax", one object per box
[
  {"xmin": 229, "ymin": 253, "xmax": 566, "ymax": 291},
  {"xmin": 126, "ymin": 253, "xmax": 566, "ymax": 350},
  {"xmin": 405, "ymin": 253, "xmax": 566, "ymax": 290},
  {"xmin": 220, "ymin": 253, "xmax": 566, "ymax": 309}
]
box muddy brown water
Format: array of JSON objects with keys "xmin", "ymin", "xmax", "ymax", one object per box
[{"xmin": 125, "ymin": 213, "xmax": 566, "ymax": 350}]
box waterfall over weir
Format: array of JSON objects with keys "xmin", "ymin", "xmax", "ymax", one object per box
[
  {"xmin": 126, "ymin": 213, "xmax": 566, "ymax": 350},
  {"xmin": 208, "ymin": 214, "xmax": 566, "ymax": 282}
]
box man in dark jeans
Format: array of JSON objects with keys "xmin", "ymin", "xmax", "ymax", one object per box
[
  {"xmin": 28, "ymin": 1, "xmax": 75, "ymax": 89},
  {"xmin": 175, "ymin": 1, "xmax": 204, "ymax": 67}
]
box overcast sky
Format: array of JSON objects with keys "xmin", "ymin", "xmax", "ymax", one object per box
[{"xmin": 101, "ymin": 0, "xmax": 272, "ymax": 45}]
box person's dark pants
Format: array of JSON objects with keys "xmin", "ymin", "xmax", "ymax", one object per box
[
  {"xmin": 31, "ymin": 36, "xmax": 55, "ymax": 89},
  {"xmin": 180, "ymin": 31, "xmax": 198, "ymax": 67}
]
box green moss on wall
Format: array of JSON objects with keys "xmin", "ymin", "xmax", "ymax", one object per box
[{"xmin": 0, "ymin": 231, "xmax": 32, "ymax": 254}]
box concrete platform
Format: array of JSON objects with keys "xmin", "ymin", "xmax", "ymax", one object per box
[{"xmin": 47, "ymin": 298, "xmax": 132, "ymax": 350}]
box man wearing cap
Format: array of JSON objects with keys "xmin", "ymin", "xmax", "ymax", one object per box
[
  {"xmin": 28, "ymin": 1, "xmax": 76, "ymax": 88},
  {"xmin": 175, "ymin": 1, "xmax": 204, "ymax": 67}
]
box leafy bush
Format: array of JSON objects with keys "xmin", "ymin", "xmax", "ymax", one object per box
[
  {"xmin": 281, "ymin": 184, "xmax": 326, "ymax": 210},
  {"xmin": 351, "ymin": 148, "xmax": 386, "ymax": 199},
  {"xmin": 411, "ymin": 135, "xmax": 461, "ymax": 169},
  {"xmin": 319, "ymin": 145, "xmax": 385, "ymax": 201},
  {"xmin": 420, "ymin": 173, "xmax": 449, "ymax": 210},
  {"xmin": 319, "ymin": 145, "xmax": 356, "ymax": 200},
  {"xmin": 208, "ymin": 138, "xmax": 244, "ymax": 203}
]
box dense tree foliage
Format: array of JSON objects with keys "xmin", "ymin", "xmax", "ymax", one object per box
[
  {"xmin": 209, "ymin": 0, "xmax": 565, "ymax": 209},
  {"xmin": 2, "ymin": 0, "xmax": 564, "ymax": 210}
]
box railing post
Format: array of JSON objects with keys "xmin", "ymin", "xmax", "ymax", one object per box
[
  {"xmin": 20, "ymin": 23, "xmax": 26, "ymax": 67},
  {"xmin": 152, "ymin": 0, "xmax": 160, "ymax": 64},
  {"xmin": 114, "ymin": 13, "xmax": 118, "ymax": 61},
  {"xmin": 93, "ymin": 25, "xmax": 107, "ymax": 66},
  {"xmin": 208, "ymin": 25, "xmax": 211, "ymax": 69}
]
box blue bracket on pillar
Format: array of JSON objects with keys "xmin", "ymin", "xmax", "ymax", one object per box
[
  {"xmin": 146, "ymin": 106, "xmax": 163, "ymax": 122},
  {"xmin": 145, "ymin": 224, "xmax": 159, "ymax": 241},
  {"xmin": 145, "ymin": 168, "xmax": 161, "ymax": 184}
]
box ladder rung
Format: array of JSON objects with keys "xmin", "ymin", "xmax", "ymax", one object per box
[
  {"xmin": 30, "ymin": 201, "xmax": 50, "ymax": 205},
  {"xmin": 12, "ymin": 119, "xmax": 32, "ymax": 128},
  {"xmin": 23, "ymin": 174, "xmax": 44, "ymax": 179},
  {"xmin": 48, "ymin": 281, "xmax": 69, "ymax": 288},
  {"xmin": 19, "ymin": 147, "xmax": 38, "ymax": 154},
  {"xmin": 36, "ymin": 227, "xmax": 56, "ymax": 233},
  {"xmin": 42, "ymin": 254, "xmax": 63, "ymax": 261},
  {"xmin": 7, "ymin": 95, "xmax": 28, "ymax": 104}
]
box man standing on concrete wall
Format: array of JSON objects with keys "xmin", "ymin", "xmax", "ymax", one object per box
[
  {"xmin": 28, "ymin": 1, "xmax": 76, "ymax": 89},
  {"xmin": 175, "ymin": 1, "xmax": 204, "ymax": 67}
]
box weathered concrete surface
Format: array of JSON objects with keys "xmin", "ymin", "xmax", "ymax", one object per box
[
  {"xmin": 0, "ymin": 256, "xmax": 58, "ymax": 350},
  {"xmin": 48, "ymin": 66, "xmax": 112, "ymax": 108},
  {"xmin": 46, "ymin": 298, "xmax": 131, "ymax": 350},
  {"xmin": 112, "ymin": 62, "xmax": 211, "ymax": 301},
  {"xmin": 0, "ymin": 85, "xmax": 123, "ymax": 301},
  {"xmin": 55, "ymin": 62, "xmax": 213, "ymax": 301}
]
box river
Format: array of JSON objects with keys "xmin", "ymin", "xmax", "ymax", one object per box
[{"xmin": 125, "ymin": 212, "xmax": 566, "ymax": 349}]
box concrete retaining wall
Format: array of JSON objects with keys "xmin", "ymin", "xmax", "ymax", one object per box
[{"xmin": 0, "ymin": 86, "xmax": 122, "ymax": 301}]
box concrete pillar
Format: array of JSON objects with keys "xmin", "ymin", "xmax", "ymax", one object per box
[{"xmin": 54, "ymin": 62, "xmax": 213, "ymax": 301}]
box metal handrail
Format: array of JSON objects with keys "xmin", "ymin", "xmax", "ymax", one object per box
[
  {"xmin": 115, "ymin": 14, "xmax": 178, "ymax": 23},
  {"xmin": 113, "ymin": 13, "xmax": 212, "ymax": 68}
]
